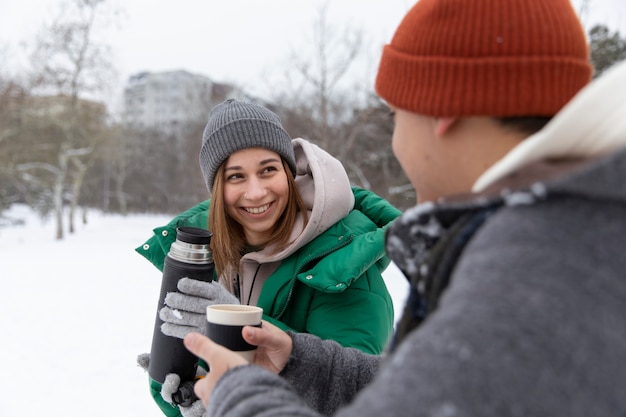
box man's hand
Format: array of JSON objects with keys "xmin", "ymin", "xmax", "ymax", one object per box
[
  {"xmin": 183, "ymin": 320, "xmax": 293, "ymax": 406},
  {"xmin": 183, "ymin": 333, "xmax": 249, "ymax": 406}
]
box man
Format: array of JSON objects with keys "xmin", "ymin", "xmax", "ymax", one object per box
[{"xmin": 182, "ymin": 0, "xmax": 626, "ymax": 415}]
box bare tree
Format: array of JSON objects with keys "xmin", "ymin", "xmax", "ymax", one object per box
[
  {"xmin": 577, "ymin": 0, "xmax": 592, "ymax": 28},
  {"xmin": 270, "ymin": 2, "xmax": 363, "ymax": 149},
  {"xmin": 264, "ymin": 3, "xmax": 412, "ymax": 208},
  {"xmin": 23, "ymin": 0, "xmax": 116, "ymax": 239},
  {"xmin": 0, "ymin": 75, "xmax": 30, "ymax": 214},
  {"xmin": 295, "ymin": 3, "xmax": 361, "ymax": 149}
]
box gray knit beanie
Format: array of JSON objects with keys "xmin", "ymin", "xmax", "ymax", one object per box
[{"xmin": 199, "ymin": 99, "xmax": 296, "ymax": 192}]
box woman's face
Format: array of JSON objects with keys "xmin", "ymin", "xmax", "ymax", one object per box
[{"xmin": 222, "ymin": 147, "xmax": 290, "ymax": 246}]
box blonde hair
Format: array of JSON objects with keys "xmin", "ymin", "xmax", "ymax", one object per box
[{"xmin": 208, "ymin": 159, "xmax": 308, "ymax": 275}]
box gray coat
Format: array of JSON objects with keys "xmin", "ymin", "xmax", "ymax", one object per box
[{"xmin": 204, "ymin": 62, "xmax": 626, "ymax": 417}]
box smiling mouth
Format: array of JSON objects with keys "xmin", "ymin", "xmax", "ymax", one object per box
[{"xmin": 244, "ymin": 203, "xmax": 270, "ymax": 214}]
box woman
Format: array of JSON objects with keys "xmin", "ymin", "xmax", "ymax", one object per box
[{"xmin": 137, "ymin": 98, "xmax": 401, "ymax": 417}]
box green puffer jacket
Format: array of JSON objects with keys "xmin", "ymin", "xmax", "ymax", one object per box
[{"xmin": 137, "ymin": 186, "xmax": 401, "ymax": 417}]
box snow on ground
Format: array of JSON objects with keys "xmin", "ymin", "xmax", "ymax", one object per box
[{"xmin": 0, "ymin": 205, "xmax": 409, "ymax": 417}]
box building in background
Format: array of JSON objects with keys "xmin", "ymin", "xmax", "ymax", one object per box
[{"xmin": 122, "ymin": 70, "xmax": 238, "ymax": 135}]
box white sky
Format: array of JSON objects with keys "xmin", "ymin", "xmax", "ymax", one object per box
[
  {"xmin": 0, "ymin": 204, "xmax": 409, "ymax": 416},
  {"xmin": 0, "ymin": 0, "xmax": 624, "ymax": 109},
  {"xmin": 0, "ymin": 0, "xmax": 414, "ymax": 109}
]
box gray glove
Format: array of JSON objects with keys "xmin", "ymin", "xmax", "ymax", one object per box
[
  {"xmin": 160, "ymin": 277, "xmax": 239, "ymax": 339},
  {"xmin": 137, "ymin": 352, "xmax": 150, "ymax": 371},
  {"xmin": 137, "ymin": 352, "xmax": 207, "ymax": 417},
  {"xmin": 162, "ymin": 371, "xmax": 207, "ymax": 417}
]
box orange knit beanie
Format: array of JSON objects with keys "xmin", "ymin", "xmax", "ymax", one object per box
[{"xmin": 375, "ymin": 0, "xmax": 593, "ymax": 117}]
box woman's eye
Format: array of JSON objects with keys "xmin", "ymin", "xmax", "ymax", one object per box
[{"xmin": 227, "ymin": 173, "xmax": 243, "ymax": 181}]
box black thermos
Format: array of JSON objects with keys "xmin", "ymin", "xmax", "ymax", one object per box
[{"xmin": 148, "ymin": 226, "xmax": 214, "ymax": 406}]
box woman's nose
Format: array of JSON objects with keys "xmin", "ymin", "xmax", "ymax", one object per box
[{"xmin": 244, "ymin": 178, "xmax": 266, "ymax": 200}]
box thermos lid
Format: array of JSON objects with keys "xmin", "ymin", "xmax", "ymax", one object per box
[{"xmin": 175, "ymin": 227, "xmax": 212, "ymax": 244}]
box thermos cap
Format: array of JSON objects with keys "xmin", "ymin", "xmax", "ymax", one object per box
[{"xmin": 176, "ymin": 227, "xmax": 212, "ymax": 245}]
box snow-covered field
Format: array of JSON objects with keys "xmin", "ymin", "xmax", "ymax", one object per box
[{"xmin": 0, "ymin": 204, "xmax": 408, "ymax": 417}]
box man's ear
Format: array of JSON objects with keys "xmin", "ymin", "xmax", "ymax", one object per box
[{"xmin": 434, "ymin": 117, "xmax": 457, "ymax": 137}]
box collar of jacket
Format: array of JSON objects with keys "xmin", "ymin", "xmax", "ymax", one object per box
[
  {"xmin": 386, "ymin": 143, "xmax": 626, "ymax": 350},
  {"xmin": 263, "ymin": 206, "xmax": 393, "ymax": 293},
  {"xmin": 385, "ymin": 146, "xmax": 623, "ymax": 289}
]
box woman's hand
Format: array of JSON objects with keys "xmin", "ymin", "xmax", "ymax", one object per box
[{"xmin": 183, "ymin": 320, "xmax": 293, "ymax": 406}]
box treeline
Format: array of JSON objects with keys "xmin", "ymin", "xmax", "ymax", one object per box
[
  {"xmin": 0, "ymin": 0, "xmax": 624, "ymax": 239},
  {"xmin": 0, "ymin": 84, "xmax": 411, "ymax": 217}
]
